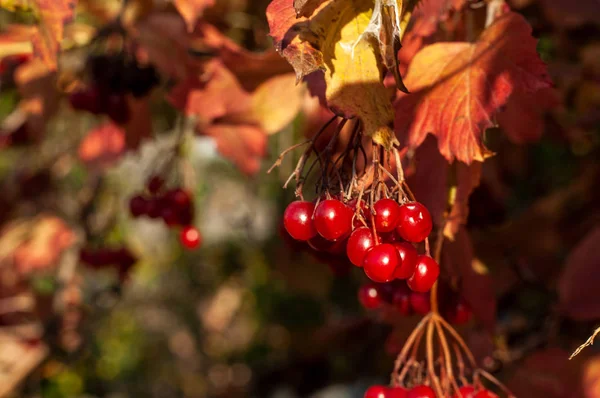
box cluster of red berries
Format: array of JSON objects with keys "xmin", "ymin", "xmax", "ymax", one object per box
[
  {"xmin": 283, "ymin": 197, "xmax": 439, "ymax": 292},
  {"xmin": 128, "ymin": 176, "xmax": 201, "ymax": 250},
  {"xmin": 79, "ymin": 246, "xmax": 137, "ymax": 281},
  {"xmin": 365, "ymin": 384, "xmax": 498, "ymax": 398},
  {"xmin": 358, "ymin": 281, "xmax": 472, "ymax": 324},
  {"xmin": 69, "ymin": 54, "xmax": 159, "ymax": 124}
]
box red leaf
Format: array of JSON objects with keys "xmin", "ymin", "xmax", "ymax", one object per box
[
  {"xmin": 78, "ymin": 122, "xmax": 126, "ymax": 170},
  {"xmin": 444, "ymin": 161, "xmax": 482, "ymax": 240},
  {"xmin": 293, "ymin": 0, "xmax": 327, "ymax": 17},
  {"xmin": 173, "ymin": 0, "xmax": 215, "ymax": 31},
  {"xmin": 394, "ymin": 12, "xmax": 552, "ymax": 163},
  {"xmin": 266, "ymin": 0, "xmax": 324, "ymax": 82},
  {"xmin": 124, "ymin": 95, "xmax": 152, "ymax": 150},
  {"xmin": 203, "ymin": 123, "xmax": 267, "ymax": 175},
  {"xmin": 443, "ymin": 227, "xmax": 496, "ymax": 331},
  {"xmin": 558, "ymin": 227, "xmax": 600, "ymax": 320},
  {"xmin": 30, "ymin": 0, "xmax": 77, "ymax": 70},
  {"xmin": 498, "ymin": 87, "xmax": 561, "ymax": 144}
]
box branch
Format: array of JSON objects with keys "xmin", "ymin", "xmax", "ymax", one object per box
[{"xmin": 570, "ymin": 327, "xmax": 600, "ymax": 360}]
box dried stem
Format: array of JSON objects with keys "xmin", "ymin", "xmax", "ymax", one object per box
[{"xmin": 570, "ymin": 326, "xmax": 600, "ymax": 359}]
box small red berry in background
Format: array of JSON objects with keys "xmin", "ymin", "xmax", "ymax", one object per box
[
  {"xmin": 373, "ymin": 198, "xmax": 401, "ymax": 233},
  {"xmin": 364, "ymin": 385, "xmax": 389, "ymax": 398},
  {"xmin": 407, "ymin": 385, "xmax": 436, "ymax": 398},
  {"xmin": 314, "ymin": 199, "xmax": 353, "ymax": 241},
  {"xmin": 396, "ymin": 202, "xmax": 432, "ymax": 243},
  {"xmin": 147, "ymin": 175, "xmax": 164, "ymax": 194},
  {"xmin": 392, "ymin": 242, "xmax": 418, "ymax": 279},
  {"xmin": 446, "ymin": 298, "xmax": 472, "ymax": 325},
  {"xmin": 409, "ymin": 291, "xmax": 431, "ymax": 315},
  {"xmin": 129, "ymin": 195, "xmax": 148, "ymax": 217},
  {"xmin": 347, "ymin": 226, "xmax": 377, "ymax": 267},
  {"xmin": 358, "ymin": 284, "xmax": 384, "ymax": 310},
  {"xmin": 363, "ymin": 244, "xmax": 400, "ymax": 283},
  {"xmin": 407, "ymin": 255, "xmax": 439, "ymax": 293},
  {"xmin": 180, "ymin": 226, "xmax": 201, "ymax": 249},
  {"xmin": 283, "ymin": 201, "xmax": 317, "ymax": 241},
  {"xmin": 392, "ymin": 283, "xmax": 412, "ymax": 316}
]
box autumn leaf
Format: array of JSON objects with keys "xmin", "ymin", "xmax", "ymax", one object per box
[
  {"xmin": 29, "ymin": 0, "xmax": 78, "ymax": 70},
  {"xmin": 443, "ymin": 161, "xmax": 481, "ymax": 240},
  {"xmin": 173, "ymin": 0, "xmax": 215, "ymax": 31},
  {"xmin": 267, "ymin": 0, "xmax": 397, "ymax": 148},
  {"xmin": 78, "ymin": 122, "xmax": 126, "ymax": 170},
  {"xmin": 395, "ymin": 12, "xmax": 552, "ymax": 163},
  {"xmin": 293, "ymin": 0, "xmax": 327, "ymax": 17},
  {"xmin": 498, "ymin": 87, "xmax": 561, "ymax": 144},
  {"xmin": 558, "ymin": 226, "xmax": 600, "ymax": 320}
]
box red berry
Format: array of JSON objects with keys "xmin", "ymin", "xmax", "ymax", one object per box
[
  {"xmin": 146, "ymin": 198, "xmax": 163, "ymax": 218},
  {"xmin": 167, "ymin": 188, "xmax": 192, "ymax": 211},
  {"xmin": 373, "ymin": 198, "xmax": 401, "ymax": 233},
  {"xmin": 392, "ymin": 242, "xmax": 418, "ymax": 279},
  {"xmin": 388, "ymin": 387, "xmax": 408, "ymax": 398},
  {"xmin": 365, "ymin": 385, "xmax": 389, "ymax": 398},
  {"xmin": 446, "ymin": 298, "xmax": 472, "ymax": 325},
  {"xmin": 473, "ymin": 391, "xmax": 499, "ymax": 398},
  {"xmin": 392, "ymin": 283, "xmax": 412, "ymax": 316},
  {"xmin": 409, "ymin": 291, "xmax": 431, "ymax": 315},
  {"xmin": 147, "ymin": 176, "xmax": 163, "ymax": 194},
  {"xmin": 161, "ymin": 206, "xmax": 180, "ymax": 227},
  {"xmin": 129, "ymin": 195, "xmax": 148, "ymax": 217},
  {"xmin": 358, "ymin": 284, "xmax": 384, "ymax": 310},
  {"xmin": 283, "ymin": 201, "xmax": 317, "ymax": 241},
  {"xmin": 69, "ymin": 87, "xmax": 102, "ymax": 114},
  {"xmin": 106, "ymin": 94, "xmax": 130, "ymax": 124},
  {"xmin": 314, "ymin": 199, "xmax": 353, "ymax": 241},
  {"xmin": 407, "ymin": 385, "xmax": 436, "ymax": 398},
  {"xmin": 396, "ymin": 202, "xmax": 433, "ymax": 243},
  {"xmin": 407, "ymin": 255, "xmax": 439, "ymax": 293},
  {"xmin": 452, "ymin": 386, "xmax": 475, "ymax": 398},
  {"xmin": 363, "ymin": 244, "xmax": 400, "ymax": 283},
  {"xmin": 180, "ymin": 226, "xmax": 201, "ymax": 249},
  {"xmin": 347, "ymin": 227, "xmax": 377, "ymax": 267}
]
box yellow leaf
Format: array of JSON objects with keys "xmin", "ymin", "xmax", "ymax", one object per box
[{"xmin": 310, "ymin": 0, "xmax": 397, "ymax": 148}]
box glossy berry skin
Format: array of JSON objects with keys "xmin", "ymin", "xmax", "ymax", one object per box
[
  {"xmin": 407, "ymin": 385, "xmax": 436, "ymax": 398},
  {"xmin": 314, "ymin": 199, "xmax": 353, "ymax": 241},
  {"xmin": 363, "ymin": 244, "xmax": 400, "ymax": 283},
  {"xmin": 388, "ymin": 387, "xmax": 408, "ymax": 398},
  {"xmin": 283, "ymin": 201, "xmax": 317, "ymax": 241},
  {"xmin": 358, "ymin": 284, "xmax": 384, "ymax": 310},
  {"xmin": 180, "ymin": 226, "xmax": 201, "ymax": 249},
  {"xmin": 392, "ymin": 242, "xmax": 418, "ymax": 279},
  {"xmin": 396, "ymin": 202, "xmax": 433, "ymax": 243},
  {"xmin": 452, "ymin": 386, "xmax": 475, "ymax": 398},
  {"xmin": 347, "ymin": 227, "xmax": 377, "ymax": 267},
  {"xmin": 129, "ymin": 195, "xmax": 148, "ymax": 217},
  {"xmin": 373, "ymin": 198, "xmax": 401, "ymax": 233},
  {"xmin": 364, "ymin": 385, "xmax": 389, "ymax": 398},
  {"xmin": 407, "ymin": 255, "xmax": 440, "ymax": 293},
  {"xmin": 392, "ymin": 284, "xmax": 412, "ymax": 316},
  {"xmin": 409, "ymin": 291, "xmax": 431, "ymax": 315}
]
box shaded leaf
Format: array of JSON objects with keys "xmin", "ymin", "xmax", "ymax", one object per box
[
  {"xmin": 498, "ymin": 87, "xmax": 561, "ymax": 144},
  {"xmin": 443, "ymin": 227, "xmax": 496, "ymax": 331},
  {"xmin": 558, "ymin": 226, "xmax": 600, "ymax": 320},
  {"xmin": 173, "ymin": 0, "xmax": 215, "ymax": 31},
  {"xmin": 124, "ymin": 95, "xmax": 152, "ymax": 150},
  {"xmin": 30, "ymin": 0, "xmax": 77, "ymax": 70},
  {"xmin": 293, "ymin": 0, "xmax": 327, "ymax": 18},
  {"xmin": 443, "ymin": 161, "xmax": 481, "ymax": 240},
  {"xmin": 395, "ymin": 12, "xmax": 552, "ymax": 163}
]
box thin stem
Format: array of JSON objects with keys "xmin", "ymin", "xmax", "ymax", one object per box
[
  {"xmin": 392, "ymin": 314, "xmax": 432, "ymax": 380},
  {"xmin": 426, "ymin": 315, "xmax": 443, "ymax": 396},
  {"xmin": 437, "ymin": 316, "xmax": 477, "ymax": 368}
]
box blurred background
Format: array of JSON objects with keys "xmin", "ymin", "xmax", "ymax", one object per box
[{"xmin": 0, "ymin": 0, "xmax": 599, "ymax": 397}]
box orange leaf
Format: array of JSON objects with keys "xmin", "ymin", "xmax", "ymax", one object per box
[
  {"xmin": 293, "ymin": 0, "xmax": 327, "ymax": 17},
  {"xmin": 78, "ymin": 122, "xmax": 126, "ymax": 170},
  {"xmin": 394, "ymin": 12, "xmax": 552, "ymax": 163},
  {"xmin": 30, "ymin": 0, "xmax": 77, "ymax": 70},
  {"xmin": 203, "ymin": 123, "xmax": 267, "ymax": 175},
  {"xmin": 173, "ymin": 0, "xmax": 215, "ymax": 31}
]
